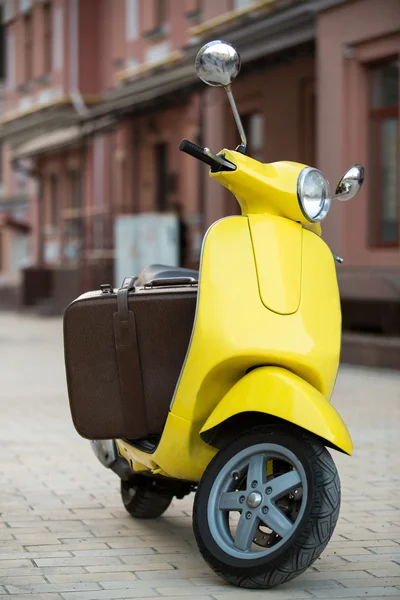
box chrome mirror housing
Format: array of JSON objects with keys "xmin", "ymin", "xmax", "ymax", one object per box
[
  {"xmin": 334, "ymin": 165, "xmax": 365, "ymax": 201},
  {"xmin": 195, "ymin": 40, "xmax": 247, "ymax": 154},
  {"xmin": 195, "ymin": 40, "xmax": 241, "ymax": 87}
]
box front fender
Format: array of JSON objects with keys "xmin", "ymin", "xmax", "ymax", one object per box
[{"xmin": 200, "ymin": 366, "xmax": 352, "ymax": 455}]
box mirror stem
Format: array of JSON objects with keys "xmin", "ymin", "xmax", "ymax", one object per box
[{"xmin": 225, "ymin": 85, "xmax": 247, "ymax": 154}]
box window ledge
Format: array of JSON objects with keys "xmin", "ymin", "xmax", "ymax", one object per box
[
  {"xmin": 87, "ymin": 249, "xmax": 115, "ymax": 261},
  {"xmin": 43, "ymin": 225, "xmax": 58, "ymax": 236},
  {"xmin": 113, "ymin": 58, "xmax": 125, "ymax": 70},
  {"xmin": 142, "ymin": 23, "xmax": 169, "ymax": 42},
  {"xmin": 36, "ymin": 73, "xmax": 52, "ymax": 86},
  {"xmin": 188, "ymin": 0, "xmax": 277, "ymax": 38},
  {"xmin": 185, "ymin": 9, "xmax": 202, "ymax": 24},
  {"xmin": 117, "ymin": 50, "xmax": 183, "ymax": 83},
  {"xmin": 62, "ymin": 208, "xmax": 83, "ymax": 219},
  {"xmin": 17, "ymin": 81, "xmax": 33, "ymax": 94},
  {"xmin": 369, "ymin": 243, "xmax": 400, "ymax": 250}
]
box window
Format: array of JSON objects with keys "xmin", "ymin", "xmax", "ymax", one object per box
[
  {"xmin": 53, "ymin": 5, "xmax": 63, "ymax": 71},
  {"xmin": 143, "ymin": 0, "xmax": 167, "ymax": 36},
  {"xmin": 369, "ymin": 59, "xmax": 399, "ymax": 247},
  {"xmin": 43, "ymin": 2, "xmax": 52, "ymax": 74},
  {"xmin": 63, "ymin": 170, "xmax": 82, "ymax": 261},
  {"xmin": 68, "ymin": 170, "xmax": 81, "ymax": 210},
  {"xmin": 299, "ymin": 77, "xmax": 316, "ymax": 166},
  {"xmin": 185, "ymin": 0, "xmax": 201, "ymax": 17},
  {"xmin": 23, "ymin": 12, "xmax": 33, "ymax": 81},
  {"xmin": 49, "ymin": 174, "xmax": 58, "ymax": 228},
  {"xmin": 126, "ymin": 0, "xmax": 138, "ymax": 41},
  {"xmin": 0, "ymin": 144, "xmax": 3, "ymax": 188},
  {"xmin": 155, "ymin": 142, "xmax": 168, "ymax": 212},
  {"xmin": 156, "ymin": 0, "xmax": 167, "ymax": 27},
  {"xmin": 6, "ymin": 32, "xmax": 16, "ymax": 91},
  {"xmin": 0, "ymin": 5, "xmax": 4, "ymax": 81},
  {"xmin": 232, "ymin": 0, "xmax": 254, "ymax": 9}
]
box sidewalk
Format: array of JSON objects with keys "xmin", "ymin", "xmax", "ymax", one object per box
[{"xmin": 0, "ymin": 313, "xmax": 400, "ymax": 600}]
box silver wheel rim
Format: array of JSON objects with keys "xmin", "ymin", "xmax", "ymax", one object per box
[{"xmin": 207, "ymin": 443, "xmax": 308, "ymax": 559}]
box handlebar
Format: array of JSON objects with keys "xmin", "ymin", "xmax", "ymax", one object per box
[
  {"xmin": 179, "ymin": 139, "xmax": 235, "ymax": 172},
  {"xmin": 179, "ymin": 139, "xmax": 217, "ymax": 167}
]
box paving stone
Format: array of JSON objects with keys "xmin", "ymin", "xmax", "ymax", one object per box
[
  {"xmin": 314, "ymin": 561, "xmax": 400, "ymax": 571},
  {"xmin": 299, "ymin": 570, "xmax": 376, "ymax": 580},
  {"xmin": 212, "ymin": 592, "xmax": 314, "ymax": 599},
  {"xmin": 85, "ymin": 563, "xmax": 174, "ymax": 573},
  {"xmin": 337, "ymin": 577, "xmax": 400, "ymax": 588},
  {"xmin": 63, "ymin": 596, "xmax": 214, "ymax": 600},
  {"xmin": 310, "ymin": 586, "xmax": 400, "ymax": 597},
  {"xmin": 0, "ymin": 558, "xmax": 34, "ymax": 568},
  {"xmin": 368, "ymin": 568, "xmax": 400, "ymax": 577},
  {"xmin": 344, "ymin": 554, "xmax": 400, "ymax": 563},
  {"xmin": 48, "ymin": 573, "xmax": 137, "ymax": 584},
  {"xmin": 136, "ymin": 568, "xmax": 212, "ymax": 580},
  {"xmin": 0, "ymin": 576, "xmax": 47, "ymax": 585},
  {"xmin": 6, "ymin": 582, "xmax": 102, "ymax": 594},
  {"xmin": 0, "ymin": 567, "xmax": 87, "ymax": 577},
  {"xmin": 62, "ymin": 592, "xmax": 213, "ymax": 600},
  {"xmin": 26, "ymin": 543, "xmax": 110, "ymax": 553},
  {"xmin": 0, "ymin": 551, "xmax": 72, "ymax": 560},
  {"xmin": 0, "ymin": 595, "xmax": 62, "ymax": 600},
  {"xmin": 33, "ymin": 557, "xmax": 126, "ymax": 567}
]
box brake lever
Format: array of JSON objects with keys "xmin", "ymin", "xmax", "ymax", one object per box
[{"xmin": 204, "ymin": 148, "xmax": 236, "ymax": 171}]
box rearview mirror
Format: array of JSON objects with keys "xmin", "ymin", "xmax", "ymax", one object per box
[
  {"xmin": 334, "ymin": 165, "xmax": 365, "ymax": 201},
  {"xmin": 195, "ymin": 40, "xmax": 246, "ymax": 153},
  {"xmin": 195, "ymin": 40, "xmax": 241, "ymax": 87}
]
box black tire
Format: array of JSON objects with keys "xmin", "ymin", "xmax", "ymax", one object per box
[
  {"xmin": 121, "ymin": 477, "xmax": 173, "ymax": 519},
  {"xmin": 193, "ymin": 425, "xmax": 341, "ymax": 589}
]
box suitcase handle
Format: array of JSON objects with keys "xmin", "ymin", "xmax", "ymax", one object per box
[{"xmin": 144, "ymin": 276, "xmax": 198, "ymax": 288}]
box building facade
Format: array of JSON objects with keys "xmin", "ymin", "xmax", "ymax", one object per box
[
  {"xmin": 0, "ymin": 3, "xmax": 31, "ymax": 306},
  {"xmin": 0, "ymin": 0, "xmax": 399, "ymax": 344}
]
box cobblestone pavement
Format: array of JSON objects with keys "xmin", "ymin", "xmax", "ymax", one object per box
[{"xmin": 1, "ymin": 313, "xmax": 400, "ymax": 600}]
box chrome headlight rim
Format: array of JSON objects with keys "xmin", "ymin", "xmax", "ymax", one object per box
[{"xmin": 297, "ymin": 167, "xmax": 331, "ymax": 223}]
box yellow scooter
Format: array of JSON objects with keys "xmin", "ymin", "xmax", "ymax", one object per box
[{"xmin": 89, "ymin": 41, "xmax": 364, "ymax": 589}]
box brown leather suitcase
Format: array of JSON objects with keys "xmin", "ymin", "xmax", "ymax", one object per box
[{"xmin": 63, "ymin": 271, "xmax": 197, "ymax": 441}]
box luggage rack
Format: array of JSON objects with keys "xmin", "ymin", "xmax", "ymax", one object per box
[
  {"xmin": 143, "ymin": 276, "xmax": 198, "ymax": 289},
  {"xmin": 136, "ymin": 264, "xmax": 199, "ymax": 288}
]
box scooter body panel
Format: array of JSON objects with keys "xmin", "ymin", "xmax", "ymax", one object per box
[
  {"xmin": 200, "ymin": 366, "xmax": 353, "ymax": 455},
  {"xmin": 248, "ymin": 214, "xmax": 302, "ymax": 315},
  {"xmin": 117, "ymin": 412, "xmax": 217, "ymax": 481},
  {"xmin": 116, "ymin": 207, "xmax": 344, "ymax": 482}
]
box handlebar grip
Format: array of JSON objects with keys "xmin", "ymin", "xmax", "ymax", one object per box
[{"xmin": 179, "ymin": 138, "xmax": 217, "ymax": 168}]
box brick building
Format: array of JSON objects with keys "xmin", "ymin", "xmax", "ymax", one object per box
[
  {"xmin": 0, "ymin": 0, "xmax": 399, "ymax": 359},
  {"xmin": 0, "ymin": 3, "xmax": 31, "ymax": 305}
]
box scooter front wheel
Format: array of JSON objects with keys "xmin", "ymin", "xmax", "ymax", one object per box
[{"xmin": 193, "ymin": 425, "xmax": 340, "ymax": 589}]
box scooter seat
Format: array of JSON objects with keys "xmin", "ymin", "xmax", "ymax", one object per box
[{"xmin": 136, "ymin": 264, "xmax": 199, "ymax": 287}]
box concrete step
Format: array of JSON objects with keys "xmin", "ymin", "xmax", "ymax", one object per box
[
  {"xmin": 0, "ymin": 284, "xmax": 21, "ymax": 311},
  {"xmin": 341, "ymin": 332, "xmax": 400, "ymax": 370},
  {"xmin": 29, "ymin": 297, "xmax": 61, "ymax": 317}
]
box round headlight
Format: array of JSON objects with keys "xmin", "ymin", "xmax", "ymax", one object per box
[{"xmin": 297, "ymin": 168, "xmax": 331, "ymax": 222}]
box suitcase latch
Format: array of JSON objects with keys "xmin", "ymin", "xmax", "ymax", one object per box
[{"xmin": 100, "ymin": 284, "xmax": 113, "ymax": 294}]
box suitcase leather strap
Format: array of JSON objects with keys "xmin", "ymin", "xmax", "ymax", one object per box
[{"xmin": 113, "ymin": 277, "xmax": 147, "ymax": 433}]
